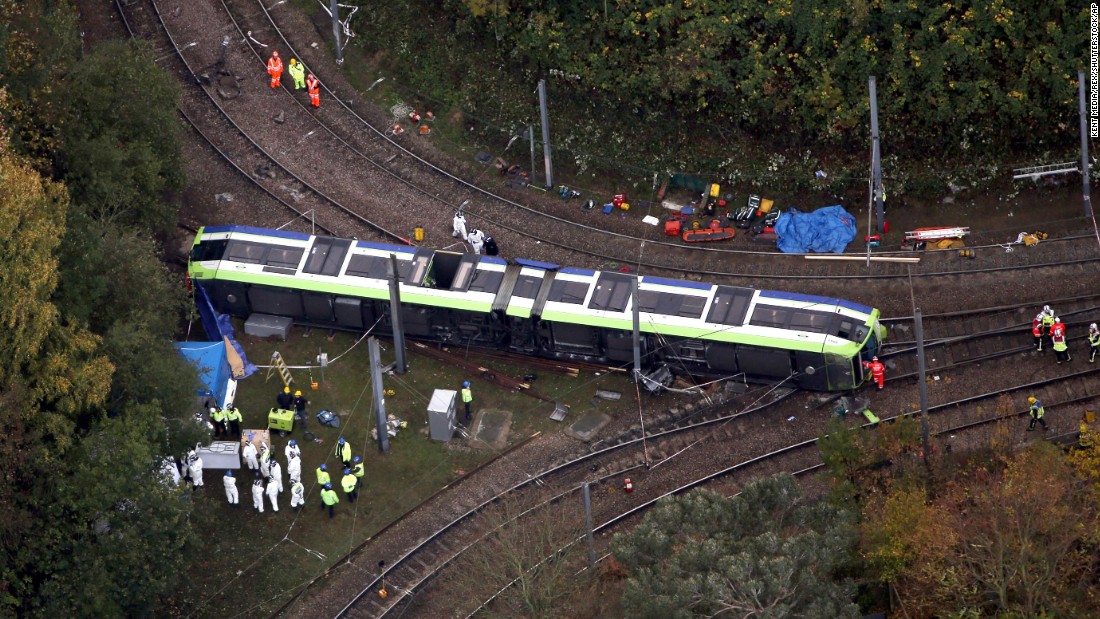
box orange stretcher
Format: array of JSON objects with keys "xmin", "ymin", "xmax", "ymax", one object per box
[{"xmin": 683, "ymin": 228, "xmax": 736, "ymax": 242}]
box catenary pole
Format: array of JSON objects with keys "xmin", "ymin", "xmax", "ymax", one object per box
[
  {"xmin": 915, "ymin": 308, "xmax": 931, "ymax": 469},
  {"xmin": 583, "ymin": 482, "xmax": 596, "ymax": 568},
  {"xmin": 330, "ymin": 0, "xmax": 344, "ymax": 65},
  {"xmin": 368, "ymin": 337, "xmax": 389, "ymax": 454},
  {"xmin": 538, "ymin": 79, "xmax": 554, "ymax": 189},
  {"xmin": 869, "ymin": 76, "xmax": 884, "ymax": 234},
  {"xmin": 388, "ymin": 254, "xmax": 407, "ymax": 374},
  {"xmin": 1079, "ymin": 70, "xmax": 1093, "ymax": 218}
]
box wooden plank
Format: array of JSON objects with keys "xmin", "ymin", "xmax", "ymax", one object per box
[{"xmin": 804, "ymin": 255, "xmax": 921, "ymax": 263}]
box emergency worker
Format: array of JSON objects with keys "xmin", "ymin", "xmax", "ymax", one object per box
[
  {"xmin": 211, "ymin": 406, "xmax": 227, "ymax": 437},
  {"xmin": 266, "ymin": 475, "xmax": 280, "ymax": 512},
  {"xmin": 288, "ymin": 58, "xmax": 305, "ymax": 90},
  {"xmin": 252, "ymin": 479, "xmax": 266, "ymax": 512},
  {"xmin": 335, "ymin": 437, "xmax": 352, "ymax": 467},
  {"xmin": 243, "ymin": 441, "xmax": 259, "ymax": 475},
  {"xmin": 1027, "ymin": 397, "xmax": 1048, "ymax": 431},
  {"xmin": 267, "ymin": 51, "xmax": 283, "ymax": 88},
  {"xmin": 287, "ymin": 454, "xmax": 302, "ymax": 485},
  {"xmin": 290, "ymin": 480, "xmax": 305, "ymax": 511},
  {"xmin": 352, "ymin": 456, "xmax": 365, "ymax": 489},
  {"xmin": 341, "ymin": 468, "xmax": 358, "ymax": 502},
  {"xmin": 466, "ymin": 229, "xmax": 486, "ymax": 254},
  {"xmin": 225, "ymin": 404, "xmax": 243, "ymax": 438},
  {"xmin": 862, "ymin": 356, "xmax": 886, "ymax": 390},
  {"xmin": 306, "ymin": 73, "xmax": 320, "ymax": 108},
  {"xmin": 1041, "ymin": 305, "xmax": 1056, "ymax": 335},
  {"xmin": 461, "ymin": 381, "xmax": 474, "ymax": 422},
  {"xmin": 277, "ymin": 386, "xmax": 293, "ymax": 410},
  {"xmin": 285, "ymin": 439, "xmax": 301, "ymax": 461},
  {"xmin": 316, "ymin": 463, "xmax": 331, "ymax": 487},
  {"xmin": 452, "ymin": 211, "xmax": 468, "ymax": 239},
  {"xmin": 223, "ymin": 470, "xmax": 238, "ymax": 505},
  {"xmin": 1089, "ymin": 323, "xmax": 1100, "ymax": 363},
  {"xmin": 1052, "ymin": 318, "xmax": 1071, "ymax": 364},
  {"xmin": 321, "ymin": 483, "xmax": 339, "ymax": 518},
  {"xmin": 1032, "ymin": 312, "xmax": 1045, "ymax": 351}
]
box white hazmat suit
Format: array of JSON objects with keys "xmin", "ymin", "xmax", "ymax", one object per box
[
  {"xmin": 269, "ymin": 460, "xmax": 284, "ymax": 493},
  {"xmin": 223, "ymin": 473, "xmax": 238, "ymax": 504},
  {"xmin": 452, "ymin": 211, "xmax": 467, "ymax": 239},
  {"xmin": 287, "ymin": 456, "xmax": 302, "ymax": 485},
  {"xmin": 252, "ymin": 480, "xmax": 265, "ymax": 512},
  {"xmin": 466, "ymin": 229, "xmax": 485, "ymax": 254},
  {"xmin": 266, "ymin": 478, "xmax": 280, "ymax": 512},
  {"xmin": 290, "ymin": 482, "xmax": 305, "ymax": 509},
  {"xmin": 189, "ymin": 456, "xmax": 204, "ymax": 488},
  {"xmin": 242, "ymin": 443, "xmax": 258, "ymax": 473}
]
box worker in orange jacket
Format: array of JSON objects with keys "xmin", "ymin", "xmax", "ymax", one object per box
[
  {"xmin": 306, "ymin": 73, "xmax": 320, "ymax": 108},
  {"xmin": 862, "ymin": 356, "xmax": 886, "ymax": 390},
  {"xmin": 1032, "ymin": 312, "xmax": 1044, "ymax": 351},
  {"xmin": 266, "ymin": 51, "xmax": 283, "ymax": 89}
]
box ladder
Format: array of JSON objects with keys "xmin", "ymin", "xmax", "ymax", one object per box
[
  {"xmin": 904, "ymin": 227, "xmax": 970, "ymax": 241},
  {"xmin": 265, "ymin": 351, "xmax": 294, "ymax": 388}
]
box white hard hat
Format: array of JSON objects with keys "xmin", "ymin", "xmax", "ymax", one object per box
[
  {"xmin": 1043, "ymin": 305, "xmax": 1051, "ymax": 312},
  {"xmin": 1054, "ymin": 317, "xmax": 1061, "ymax": 323},
  {"xmin": 1091, "ymin": 323, "xmax": 1098, "ymax": 330}
]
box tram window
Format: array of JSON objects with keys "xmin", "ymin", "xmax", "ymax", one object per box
[
  {"xmin": 512, "ymin": 275, "xmax": 542, "ymax": 299},
  {"xmin": 345, "ymin": 254, "xmax": 411, "ymax": 280},
  {"xmin": 264, "ymin": 247, "xmax": 305, "ymax": 270},
  {"xmin": 638, "ymin": 291, "xmax": 706, "ymax": 319},
  {"xmin": 749, "ymin": 305, "xmax": 790, "ymax": 329},
  {"xmin": 789, "ymin": 310, "xmax": 832, "ymax": 334},
  {"xmin": 837, "ymin": 319, "xmax": 854, "ymax": 339},
  {"xmin": 226, "ymin": 241, "xmax": 269, "ymax": 264},
  {"xmin": 468, "ymin": 270, "xmax": 505, "ymax": 293},
  {"xmin": 191, "ymin": 240, "xmax": 228, "ymax": 262},
  {"xmin": 548, "ymin": 280, "xmax": 590, "ymax": 304},
  {"xmin": 707, "ymin": 286, "xmax": 753, "ymax": 326},
  {"xmin": 589, "ymin": 273, "xmax": 633, "ymax": 312}
]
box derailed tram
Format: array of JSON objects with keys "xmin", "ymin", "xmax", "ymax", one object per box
[{"xmin": 188, "ymin": 226, "xmax": 885, "ymax": 392}]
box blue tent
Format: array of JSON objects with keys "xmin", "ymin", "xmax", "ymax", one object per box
[
  {"xmin": 774, "ymin": 205, "xmax": 858, "ymax": 254},
  {"xmin": 174, "ymin": 341, "xmax": 232, "ymax": 407}
]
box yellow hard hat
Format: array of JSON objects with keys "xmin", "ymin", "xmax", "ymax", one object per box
[
  {"xmin": 284, "ymin": 386, "xmax": 290, "ymax": 393},
  {"xmin": 1028, "ymin": 397, "xmax": 1037, "ymax": 404},
  {"xmin": 294, "ymin": 390, "xmax": 302, "ymax": 396},
  {"xmin": 290, "ymin": 58, "xmax": 297, "ymax": 65}
]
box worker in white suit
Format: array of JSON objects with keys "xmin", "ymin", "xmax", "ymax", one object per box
[
  {"xmin": 287, "ymin": 454, "xmax": 302, "ymax": 485},
  {"xmin": 269, "ymin": 458, "xmax": 284, "ymax": 493},
  {"xmin": 259, "ymin": 444, "xmax": 271, "ymax": 478},
  {"xmin": 242, "ymin": 442, "xmax": 259, "ymax": 476},
  {"xmin": 285, "ymin": 439, "xmax": 301, "ymax": 461},
  {"xmin": 223, "ymin": 470, "xmax": 238, "ymax": 505},
  {"xmin": 252, "ymin": 479, "xmax": 265, "ymax": 513},
  {"xmin": 466, "ymin": 228, "xmax": 485, "ymax": 254},
  {"xmin": 189, "ymin": 454, "xmax": 204, "ymax": 488},
  {"xmin": 290, "ymin": 480, "xmax": 305, "ymax": 511},
  {"xmin": 452, "ymin": 210, "xmax": 468, "ymax": 239},
  {"xmin": 266, "ymin": 475, "xmax": 280, "ymax": 512}
]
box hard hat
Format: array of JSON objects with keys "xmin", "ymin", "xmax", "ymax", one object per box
[
  {"xmin": 324, "ymin": 483, "xmax": 332, "ymax": 490},
  {"xmin": 1028, "ymin": 397, "xmax": 1037, "ymax": 404},
  {"xmin": 1055, "ymin": 317, "xmax": 1061, "ymax": 323},
  {"xmin": 272, "ymin": 51, "xmax": 279, "ymax": 57},
  {"xmin": 1043, "ymin": 305, "xmax": 1051, "ymax": 312},
  {"xmin": 338, "ymin": 437, "xmax": 345, "ymax": 444},
  {"xmin": 290, "ymin": 58, "xmax": 297, "ymax": 65},
  {"xmin": 295, "ymin": 390, "xmax": 302, "ymax": 396},
  {"xmin": 344, "ymin": 469, "xmax": 351, "ymax": 475},
  {"xmin": 872, "ymin": 356, "xmax": 878, "ymax": 362},
  {"xmin": 209, "ymin": 407, "xmax": 217, "ymax": 414},
  {"xmin": 226, "ymin": 470, "xmax": 233, "ymax": 477},
  {"xmin": 353, "ymin": 456, "xmax": 361, "ymax": 463},
  {"xmin": 1091, "ymin": 323, "xmax": 1098, "ymax": 330},
  {"xmin": 463, "ymin": 381, "xmax": 471, "ymax": 387},
  {"xmin": 289, "ymin": 439, "xmax": 297, "ymax": 446},
  {"xmin": 284, "ymin": 386, "xmax": 290, "ymax": 393},
  {"xmin": 320, "ymin": 463, "xmax": 327, "ymax": 471}
]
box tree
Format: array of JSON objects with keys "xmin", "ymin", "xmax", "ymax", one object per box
[
  {"xmin": 611, "ymin": 474, "xmax": 860, "ymax": 618},
  {"xmin": 54, "ymin": 39, "xmax": 183, "ymax": 233},
  {"xmin": 863, "ymin": 444, "xmax": 1100, "ymax": 617}
]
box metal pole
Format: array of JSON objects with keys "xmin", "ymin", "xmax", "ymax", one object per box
[
  {"xmin": 582, "ymin": 482, "xmax": 596, "ymax": 568},
  {"xmin": 869, "ymin": 76, "xmax": 884, "ymax": 234},
  {"xmin": 1079, "ymin": 70, "xmax": 1092, "ymax": 217},
  {"xmin": 632, "ymin": 276, "xmax": 642, "ymax": 382},
  {"xmin": 538, "ymin": 79, "xmax": 554, "ymax": 189},
  {"xmin": 330, "ymin": 0, "xmax": 344, "ymax": 65},
  {"xmin": 388, "ymin": 254, "xmax": 407, "ymax": 374},
  {"xmin": 914, "ymin": 308, "xmax": 931, "ymax": 468},
  {"xmin": 528, "ymin": 125, "xmax": 537, "ymax": 186},
  {"xmin": 368, "ymin": 337, "xmax": 390, "ymax": 454}
]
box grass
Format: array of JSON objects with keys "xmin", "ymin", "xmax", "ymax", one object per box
[{"xmin": 164, "ymin": 322, "xmax": 641, "ymax": 618}]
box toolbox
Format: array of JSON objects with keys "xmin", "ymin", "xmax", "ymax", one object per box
[{"xmin": 664, "ymin": 219, "xmax": 682, "ymax": 236}]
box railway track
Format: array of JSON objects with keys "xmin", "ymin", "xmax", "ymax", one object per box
[
  {"xmin": 419, "ymin": 368, "xmax": 1100, "ymax": 618},
  {"xmin": 129, "ymin": 0, "xmax": 1100, "ymax": 281}
]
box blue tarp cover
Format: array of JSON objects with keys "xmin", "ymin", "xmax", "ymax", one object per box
[
  {"xmin": 774, "ymin": 205, "xmax": 857, "ymax": 254},
  {"xmin": 174, "ymin": 341, "xmax": 232, "ymax": 405}
]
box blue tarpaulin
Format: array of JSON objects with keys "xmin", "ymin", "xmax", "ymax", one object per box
[
  {"xmin": 194, "ymin": 283, "xmax": 257, "ymax": 378},
  {"xmin": 774, "ymin": 205, "xmax": 858, "ymax": 254},
  {"xmin": 174, "ymin": 341, "xmax": 232, "ymax": 406}
]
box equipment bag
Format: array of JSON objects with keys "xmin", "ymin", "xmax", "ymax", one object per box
[{"xmin": 316, "ymin": 409, "xmax": 340, "ymax": 428}]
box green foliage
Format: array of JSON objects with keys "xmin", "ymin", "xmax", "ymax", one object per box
[
  {"xmin": 611, "ymin": 474, "xmax": 860, "ymax": 618},
  {"xmin": 54, "ymin": 39, "xmax": 183, "ymax": 233},
  {"xmin": 819, "ymin": 415, "xmax": 924, "ymax": 509}
]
